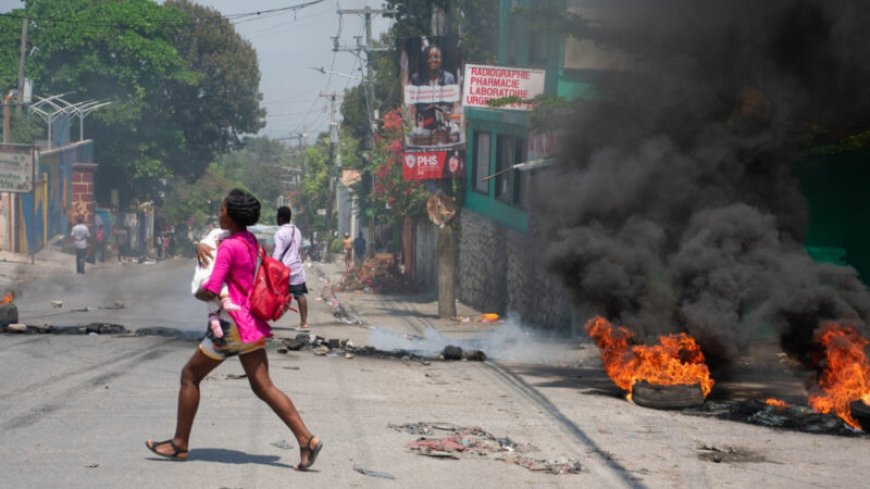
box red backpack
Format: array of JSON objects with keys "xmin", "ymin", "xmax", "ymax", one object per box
[{"xmin": 235, "ymin": 237, "xmax": 293, "ymax": 322}]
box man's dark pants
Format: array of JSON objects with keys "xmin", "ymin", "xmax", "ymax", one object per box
[{"xmin": 75, "ymin": 248, "xmax": 87, "ymax": 274}]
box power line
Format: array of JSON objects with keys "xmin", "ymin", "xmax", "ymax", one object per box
[
  {"xmin": 0, "ymin": 0, "xmax": 326, "ymax": 27},
  {"xmin": 224, "ymin": 0, "xmax": 327, "ymax": 20}
]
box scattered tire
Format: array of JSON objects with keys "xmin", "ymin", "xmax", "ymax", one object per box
[{"xmin": 631, "ymin": 381, "xmax": 704, "ymax": 409}]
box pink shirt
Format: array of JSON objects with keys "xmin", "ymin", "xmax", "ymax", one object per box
[{"xmin": 203, "ymin": 231, "xmax": 271, "ymax": 343}]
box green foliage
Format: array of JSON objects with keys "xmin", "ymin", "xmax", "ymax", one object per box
[
  {"xmin": 296, "ymin": 134, "xmax": 331, "ymax": 238},
  {"xmin": 162, "ymin": 0, "xmax": 265, "ymax": 179},
  {"xmin": 8, "ymin": 110, "xmax": 43, "ymax": 144},
  {"xmin": 161, "ymin": 136, "xmax": 296, "ymax": 231},
  {"xmin": 0, "ymin": 0, "xmax": 264, "ymax": 209},
  {"xmin": 368, "ymin": 109, "xmax": 429, "ymax": 225},
  {"xmin": 383, "ymin": 0, "xmax": 498, "ymax": 63}
]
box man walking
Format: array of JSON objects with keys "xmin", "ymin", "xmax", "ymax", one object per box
[
  {"xmin": 70, "ymin": 215, "xmax": 90, "ymax": 274},
  {"xmin": 353, "ymin": 232, "xmax": 366, "ymax": 264},
  {"xmin": 342, "ymin": 232, "xmax": 353, "ymax": 268},
  {"xmin": 274, "ymin": 206, "xmax": 309, "ymax": 329}
]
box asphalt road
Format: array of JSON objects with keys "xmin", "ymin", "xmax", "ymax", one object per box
[{"xmin": 1, "ymin": 253, "xmax": 870, "ymax": 488}]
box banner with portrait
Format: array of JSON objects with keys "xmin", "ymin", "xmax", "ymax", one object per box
[{"xmin": 400, "ymin": 35, "xmax": 465, "ymax": 180}]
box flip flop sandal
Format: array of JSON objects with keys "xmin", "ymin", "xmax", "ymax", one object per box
[
  {"xmin": 145, "ymin": 439, "xmax": 188, "ymax": 461},
  {"xmin": 296, "ymin": 435, "xmax": 323, "ymax": 471}
]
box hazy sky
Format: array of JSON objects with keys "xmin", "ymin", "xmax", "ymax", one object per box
[{"xmin": 0, "ymin": 0, "xmax": 392, "ymax": 141}]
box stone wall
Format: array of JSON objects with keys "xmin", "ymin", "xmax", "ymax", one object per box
[{"xmin": 458, "ymin": 209, "xmax": 574, "ymax": 331}]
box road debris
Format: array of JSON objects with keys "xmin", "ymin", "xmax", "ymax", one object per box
[
  {"xmin": 390, "ymin": 422, "xmax": 581, "ymax": 475},
  {"xmin": 270, "ymin": 439, "xmax": 294, "ymax": 450},
  {"xmin": 98, "ymin": 301, "xmax": 125, "ymax": 310},
  {"xmin": 696, "ymin": 444, "xmax": 769, "ymax": 464},
  {"xmin": 685, "ymin": 399, "xmax": 857, "ymax": 435},
  {"xmin": 318, "ymin": 276, "xmax": 362, "ymax": 324},
  {"xmin": 353, "ymin": 465, "xmax": 396, "ymax": 479}
]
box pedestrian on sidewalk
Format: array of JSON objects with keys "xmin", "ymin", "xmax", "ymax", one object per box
[
  {"xmin": 94, "ymin": 224, "xmax": 106, "ymax": 262},
  {"xmin": 70, "ymin": 215, "xmax": 90, "ymax": 274},
  {"xmin": 343, "ymin": 232, "xmax": 353, "ymax": 268},
  {"xmin": 146, "ymin": 189, "xmax": 322, "ymax": 471},
  {"xmin": 273, "ymin": 206, "xmax": 309, "ymax": 330},
  {"xmin": 353, "ymin": 232, "xmax": 366, "ymax": 264},
  {"xmin": 114, "ymin": 225, "xmax": 128, "ymax": 262}
]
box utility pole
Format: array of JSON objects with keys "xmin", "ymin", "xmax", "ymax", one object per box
[
  {"xmin": 432, "ymin": 5, "xmax": 457, "ymax": 318},
  {"xmin": 17, "ymin": 16, "xmax": 29, "ymax": 108},
  {"xmin": 334, "ymin": 6, "xmax": 395, "ymax": 142},
  {"xmin": 320, "ymin": 91, "xmax": 339, "ymax": 263},
  {"xmin": 335, "ymin": 7, "xmax": 396, "ymax": 259}
]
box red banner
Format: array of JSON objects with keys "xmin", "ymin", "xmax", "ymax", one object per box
[{"xmin": 402, "ymin": 150, "xmax": 466, "ymax": 180}]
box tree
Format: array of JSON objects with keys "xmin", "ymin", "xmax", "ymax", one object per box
[
  {"xmin": 383, "ymin": 0, "xmax": 498, "ymax": 63},
  {"xmin": 368, "ymin": 108, "xmax": 428, "ymax": 225},
  {"xmin": 163, "ymin": 0, "xmax": 265, "ymax": 180},
  {"xmin": 16, "ymin": 0, "xmax": 193, "ymax": 204},
  {"xmin": 297, "ymin": 135, "xmax": 330, "ymax": 243},
  {"xmin": 1, "ymin": 0, "xmax": 264, "ymax": 208}
]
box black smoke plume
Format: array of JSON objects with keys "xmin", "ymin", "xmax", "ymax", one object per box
[{"xmin": 538, "ymin": 0, "xmax": 870, "ymax": 364}]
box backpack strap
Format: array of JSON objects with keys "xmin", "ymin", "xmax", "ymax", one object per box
[{"xmin": 278, "ymin": 225, "xmax": 294, "ymax": 263}]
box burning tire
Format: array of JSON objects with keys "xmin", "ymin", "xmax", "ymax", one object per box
[
  {"xmin": 631, "ymin": 381, "xmax": 705, "ymax": 409},
  {"xmin": 0, "ymin": 303, "xmax": 18, "ymax": 327},
  {"xmin": 850, "ymin": 401, "xmax": 870, "ymax": 431}
]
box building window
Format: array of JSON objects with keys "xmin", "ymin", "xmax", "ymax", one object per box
[
  {"xmin": 495, "ymin": 135, "xmax": 516, "ymax": 203},
  {"xmin": 473, "ymin": 131, "xmax": 491, "ymax": 194},
  {"xmin": 529, "ymin": 29, "xmax": 548, "ymax": 65}
]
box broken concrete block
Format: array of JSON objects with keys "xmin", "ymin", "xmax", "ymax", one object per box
[
  {"xmin": 6, "ymin": 323, "xmax": 27, "ymax": 333},
  {"xmin": 312, "ymin": 345, "xmax": 329, "ymax": 356}
]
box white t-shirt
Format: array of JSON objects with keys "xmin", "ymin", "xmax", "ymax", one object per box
[
  {"xmin": 272, "ymin": 224, "xmax": 305, "ymax": 285},
  {"xmin": 70, "ymin": 224, "xmax": 90, "ymax": 250}
]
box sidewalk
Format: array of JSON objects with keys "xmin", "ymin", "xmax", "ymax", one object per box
[
  {"xmin": 268, "ymin": 257, "xmax": 586, "ymax": 366},
  {"xmin": 269, "ymin": 256, "xmax": 493, "ymax": 347}
]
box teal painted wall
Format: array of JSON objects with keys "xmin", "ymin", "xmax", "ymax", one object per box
[{"xmin": 464, "ymin": 107, "xmax": 530, "ymax": 233}]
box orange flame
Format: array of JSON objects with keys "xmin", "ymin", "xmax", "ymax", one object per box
[
  {"xmin": 765, "ymin": 398, "xmax": 788, "ymax": 409},
  {"xmin": 585, "ymin": 316, "xmax": 714, "ymax": 399},
  {"xmin": 0, "ymin": 292, "xmax": 13, "ymax": 305},
  {"xmin": 807, "ymin": 323, "xmax": 870, "ymax": 430}
]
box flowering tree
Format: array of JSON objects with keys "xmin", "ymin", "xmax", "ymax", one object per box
[{"xmin": 369, "ymin": 109, "xmax": 430, "ymax": 225}]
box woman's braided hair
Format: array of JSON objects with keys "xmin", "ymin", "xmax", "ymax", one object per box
[{"xmin": 224, "ymin": 189, "xmax": 260, "ymax": 227}]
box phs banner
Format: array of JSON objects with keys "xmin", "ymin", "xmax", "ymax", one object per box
[
  {"xmin": 402, "ymin": 150, "xmax": 465, "ymax": 181},
  {"xmin": 400, "ymin": 35, "xmax": 465, "ymax": 179}
]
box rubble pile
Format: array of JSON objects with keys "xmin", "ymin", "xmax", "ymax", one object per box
[
  {"xmin": 275, "ymin": 334, "xmax": 487, "ymax": 362},
  {"xmin": 389, "ymin": 422, "xmax": 581, "ymax": 475},
  {"xmin": 1, "ymin": 322, "xmax": 128, "ymax": 335},
  {"xmin": 317, "ymin": 277, "xmax": 360, "ymax": 324},
  {"xmin": 339, "ymin": 254, "xmax": 411, "ymax": 293}
]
